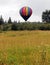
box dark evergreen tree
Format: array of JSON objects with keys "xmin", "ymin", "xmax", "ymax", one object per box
[
  {"xmin": 0, "ymin": 16, "xmax": 4, "ymax": 25},
  {"xmin": 42, "ymin": 10, "xmax": 50, "ymax": 23},
  {"xmin": 8, "ymin": 17, "xmax": 12, "ymax": 24}
]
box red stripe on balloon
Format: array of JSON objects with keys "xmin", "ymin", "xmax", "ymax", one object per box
[{"xmin": 22, "ymin": 7, "xmax": 26, "ymax": 16}]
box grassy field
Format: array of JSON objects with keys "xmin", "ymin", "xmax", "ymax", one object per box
[{"xmin": 0, "ymin": 30, "xmax": 50, "ymax": 65}]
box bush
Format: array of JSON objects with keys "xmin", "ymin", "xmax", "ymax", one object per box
[{"xmin": 11, "ymin": 23, "xmax": 18, "ymax": 31}]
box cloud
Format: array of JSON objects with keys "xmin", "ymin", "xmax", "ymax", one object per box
[{"xmin": 0, "ymin": 0, "xmax": 50, "ymax": 22}]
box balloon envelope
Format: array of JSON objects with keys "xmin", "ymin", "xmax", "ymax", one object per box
[{"xmin": 20, "ymin": 6, "xmax": 32, "ymax": 21}]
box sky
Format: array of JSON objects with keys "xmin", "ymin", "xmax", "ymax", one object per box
[{"xmin": 0, "ymin": 0, "xmax": 50, "ymax": 22}]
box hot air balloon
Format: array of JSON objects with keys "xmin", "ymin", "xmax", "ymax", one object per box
[{"xmin": 19, "ymin": 6, "xmax": 32, "ymax": 21}]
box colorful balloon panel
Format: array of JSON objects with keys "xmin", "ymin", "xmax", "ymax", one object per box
[{"xmin": 20, "ymin": 6, "xmax": 32, "ymax": 21}]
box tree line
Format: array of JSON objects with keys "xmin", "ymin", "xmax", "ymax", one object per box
[
  {"xmin": 1, "ymin": 21, "xmax": 50, "ymax": 31},
  {"xmin": 0, "ymin": 10, "xmax": 50, "ymax": 31}
]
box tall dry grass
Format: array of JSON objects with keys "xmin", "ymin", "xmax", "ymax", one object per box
[{"xmin": 0, "ymin": 31, "xmax": 50, "ymax": 65}]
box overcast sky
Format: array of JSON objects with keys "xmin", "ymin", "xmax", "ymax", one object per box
[{"xmin": 0, "ymin": 0, "xmax": 50, "ymax": 22}]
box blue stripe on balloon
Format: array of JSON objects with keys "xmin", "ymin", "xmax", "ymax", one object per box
[
  {"xmin": 20, "ymin": 9, "xmax": 22, "ymax": 16},
  {"xmin": 28, "ymin": 7, "xmax": 31, "ymax": 16}
]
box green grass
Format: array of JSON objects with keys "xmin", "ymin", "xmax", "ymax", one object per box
[{"xmin": 0, "ymin": 45, "xmax": 50, "ymax": 65}]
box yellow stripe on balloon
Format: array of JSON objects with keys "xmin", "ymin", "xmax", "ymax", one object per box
[{"xmin": 26, "ymin": 7, "xmax": 28, "ymax": 16}]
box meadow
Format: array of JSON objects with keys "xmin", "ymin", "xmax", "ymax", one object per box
[{"xmin": 0, "ymin": 31, "xmax": 50, "ymax": 65}]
